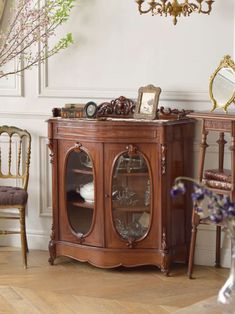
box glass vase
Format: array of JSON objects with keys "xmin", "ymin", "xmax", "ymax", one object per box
[{"xmin": 217, "ymin": 237, "xmax": 235, "ymax": 308}]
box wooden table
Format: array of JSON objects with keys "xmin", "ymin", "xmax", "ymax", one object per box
[
  {"xmin": 188, "ymin": 111, "xmax": 235, "ymax": 194},
  {"xmin": 187, "ymin": 111, "xmax": 235, "ymax": 278}
]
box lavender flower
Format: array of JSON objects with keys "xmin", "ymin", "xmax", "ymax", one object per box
[
  {"xmin": 170, "ymin": 181, "xmax": 186, "ymax": 197},
  {"xmin": 171, "ymin": 177, "xmax": 235, "ymax": 238}
]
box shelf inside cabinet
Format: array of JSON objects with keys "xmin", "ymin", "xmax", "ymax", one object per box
[
  {"xmin": 68, "ymin": 200, "xmax": 94, "ymax": 209},
  {"xmin": 114, "ymin": 172, "xmax": 149, "ymax": 177},
  {"xmin": 67, "ymin": 191, "xmax": 94, "ymax": 209},
  {"xmin": 71, "ymin": 168, "xmax": 93, "ymax": 175},
  {"xmin": 113, "ymin": 205, "xmax": 150, "ymax": 212}
]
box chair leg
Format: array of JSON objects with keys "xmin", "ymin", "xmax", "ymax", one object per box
[
  {"xmin": 19, "ymin": 207, "xmax": 27, "ymax": 269},
  {"xmin": 215, "ymin": 225, "xmax": 221, "ymax": 268},
  {"xmin": 26, "ymin": 235, "xmax": 29, "ymax": 253},
  {"xmin": 188, "ymin": 211, "xmax": 200, "ymax": 279}
]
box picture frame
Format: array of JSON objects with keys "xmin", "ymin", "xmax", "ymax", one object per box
[{"xmin": 134, "ymin": 84, "xmax": 161, "ymax": 120}]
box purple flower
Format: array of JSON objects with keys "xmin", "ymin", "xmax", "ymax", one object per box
[
  {"xmin": 191, "ymin": 191, "xmax": 205, "ymax": 202},
  {"xmin": 210, "ymin": 213, "xmax": 224, "ymax": 224},
  {"xmin": 171, "ymin": 177, "xmax": 235, "ymax": 237},
  {"xmin": 228, "ymin": 206, "xmax": 235, "ymax": 217},
  {"xmin": 170, "ymin": 182, "xmax": 186, "ymax": 197},
  {"xmin": 195, "ymin": 205, "xmax": 204, "ymax": 213}
]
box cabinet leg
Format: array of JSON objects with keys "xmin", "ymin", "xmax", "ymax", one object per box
[
  {"xmin": 160, "ymin": 255, "xmax": 170, "ymax": 276},
  {"xmin": 160, "ymin": 267, "xmax": 170, "ymax": 277},
  {"xmin": 48, "ymin": 240, "xmax": 56, "ymax": 265}
]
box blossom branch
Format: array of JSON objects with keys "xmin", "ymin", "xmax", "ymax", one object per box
[{"xmin": 0, "ymin": 0, "xmax": 75, "ymax": 78}]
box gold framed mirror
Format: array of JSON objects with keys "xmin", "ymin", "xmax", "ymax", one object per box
[{"xmin": 209, "ymin": 55, "xmax": 235, "ymax": 113}]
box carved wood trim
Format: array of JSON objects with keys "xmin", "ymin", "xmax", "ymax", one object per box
[
  {"xmin": 204, "ymin": 120, "xmax": 231, "ymax": 132},
  {"xmin": 126, "ymin": 144, "xmax": 138, "ymax": 157},
  {"xmin": 160, "ymin": 228, "xmax": 170, "ymax": 275},
  {"xmin": 97, "ymin": 96, "xmax": 135, "ymax": 117},
  {"xmin": 48, "ymin": 222, "xmax": 56, "ymax": 265},
  {"xmin": 47, "ymin": 139, "xmax": 54, "ymax": 164},
  {"xmin": 161, "ymin": 144, "xmax": 167, "ymax": 174},
  {"xmin": 74, "ymin": 142, "xmax": 82, "ymax": 153},
  {"xmin": 161, "ymin": 228, "xmax": 168, "ymax": 252},
  {"xmin": 157, "ymin": 107, "xmax": 193, "ymax": 119},
  {"xmin": 126, "ymin": 238, "xmax": 137, "ymax": 248},
  {"xmin": 77, "ymin": 233, "xmax": 85, "ymax": 244}
]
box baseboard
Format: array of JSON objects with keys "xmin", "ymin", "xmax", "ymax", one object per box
[
  {"xmin": 194, "ymin": 246, "xmax": 231, "ymax": 268},
  {"xmin": 0, "ymin": 233, "xmax": 231, "ymax": 268},
  {"xmin": 0, "ymin": 232, "xmax": 50, "ymax": 251}
]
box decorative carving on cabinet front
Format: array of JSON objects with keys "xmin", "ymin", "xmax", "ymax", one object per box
[
  {"xmin": 47, "ymin": 139, "xmax": 54, "ymax": 164},
  {"xmin": 160, "ymin": 228, "xmax": 170, "ymax": 276},
  {"xmin": 161, "ymin": 144, "xmax": 167, "ymax": 174},
  {"xmin": 48, "ymin": 223, "xmax": 56, "ymax": 265},
  {"xmin": 97, "ymin": 96, "xmax": 135, "ymax": 117},
  {"xmin": 126, "ymin": 144, "xmax": 138, "ymax": 157},
  {"xmin": 161, "ymin": 228, "xmax": 167, "ymax": 251},
  {"xmin": 77, "ymin": 234, "xmax": 85, "ymax": 244},
  {"xmin": 74, "ymin": 142, "xmax": 82, "ymax": 153},
  {"xmin": 126, "ymin": 238, "xmax": 137, "ymax": 249}
]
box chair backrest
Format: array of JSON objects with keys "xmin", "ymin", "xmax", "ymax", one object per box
[{"xmin": 0, "ymin": 125, "xmax": 31, "ymax": 190}]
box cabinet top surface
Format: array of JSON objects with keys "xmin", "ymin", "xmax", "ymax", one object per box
[{"xmin": 47, "ymin": 117, "xmax": 194, "ymax": 126}]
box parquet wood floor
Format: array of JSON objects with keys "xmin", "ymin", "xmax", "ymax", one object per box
[{"xmin": 0, "ymin": 247, "xmax": 229, "ymax": 314}]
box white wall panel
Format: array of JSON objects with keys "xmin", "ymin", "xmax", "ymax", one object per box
[
  {"xmin": 0, "ymin": 69, "xmax": 23, "ymax": 97},
  {"xmin": 38, "ymin": 0, "xmax": 233, "ymax": 102}
]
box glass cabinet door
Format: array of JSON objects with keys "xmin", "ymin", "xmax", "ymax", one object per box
[
  {"xmin": 65, "ymin": 149, "xmax": 95, "ymax": 237},
  {"xmin": 112, "ymin": 152, "xmax": 151, "ymax": 241}
]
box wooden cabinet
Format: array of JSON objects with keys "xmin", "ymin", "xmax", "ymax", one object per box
[{"xmin": 47, "ymin": 117, "xmax": 194, "ymax": 274}]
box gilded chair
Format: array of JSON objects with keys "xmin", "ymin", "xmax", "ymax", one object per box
[{"xmin": 0, "ymin": 126, "xmax": 31, "ymax": 268}]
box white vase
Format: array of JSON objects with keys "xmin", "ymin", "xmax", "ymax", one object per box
[{"xmin": 217, "ymin": 237, "xmax": 235, "ymax": 310}]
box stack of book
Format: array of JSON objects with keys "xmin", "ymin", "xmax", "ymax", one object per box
[{"xmin": 61, "ymin": 104, "xmax": 85, "ymax": 118}]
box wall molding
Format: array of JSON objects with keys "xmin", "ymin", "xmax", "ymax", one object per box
[
  {"xmin": 195, "ymin": 246, "xmax": 230, "ymax": 268},
  {"xmin": 0, "ymin": 227, "xmax": 230, "ymax": 267},
  {"xmin": 0, "ymin": 229, "xmax": 50, "ymax": 251},
  {"xmin": 0, "ymin": 59, "xmax": 24, "ymax": 97},
  {"xmin": 0, "ymin": 111, "xmax": 51, "ymax": 119},
  {"xmin": 38, "ymin": 61, "xmax": 209, "ymax": 102},
  {"xmin": 0, "ymin": 75, "xmax": 23, "ymax": 97}
]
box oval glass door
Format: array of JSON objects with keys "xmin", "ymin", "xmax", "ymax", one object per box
[
  {"xmin": 112, "ymin": 152, "xmax": 151, "ymax": 241},
  {"xmin": 65, "ymin": 149, "xmax": 94, "ymax": 236}
]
